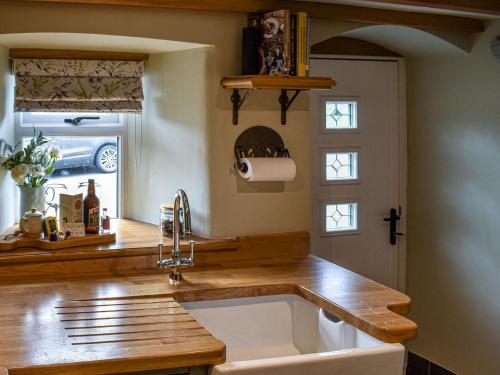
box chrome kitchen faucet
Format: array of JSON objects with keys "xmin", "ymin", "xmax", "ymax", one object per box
[{"xmin": 157, "ymin": 189, "xmax": 195, "ymax": 282}]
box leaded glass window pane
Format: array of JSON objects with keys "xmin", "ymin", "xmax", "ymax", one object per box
[
  {"xmin": 325, "ymin": 152, "xmax": 358, "ymax": 180},
  {"xmin": 325, "ymin": 101, "xmax": 357, "ymax": 129},
  {"xmin": 326, "ymin": 203, "xmax": 358, "ymax": 232}
]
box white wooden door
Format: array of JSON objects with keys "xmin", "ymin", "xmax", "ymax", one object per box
[{"xmin": 310, "ymin": 58, "xmax": 405, "ymax": 290}]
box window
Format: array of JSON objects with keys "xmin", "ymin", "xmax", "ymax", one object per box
[
  {"xmin": 325, "ymin": 100, "xmax": 357, "ymax": 129},
  {"xmin": 325, "ymin": 202, "xmax": 358, "ymax": 233},
  {"xmin": 21, "ymin": 112, "xmax": 122, "ymax": 128},
  {"xmin": 16, "ymin": 112, "xmax": 127, "ymax": 218},
  {"xmin": 325, "ymin": 151, "xmax": 358, "ymax": 181}
]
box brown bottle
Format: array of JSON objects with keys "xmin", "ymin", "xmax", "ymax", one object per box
[{"xmin": 83, "ymin": 179, "xmax": 100, "ymax": 234}]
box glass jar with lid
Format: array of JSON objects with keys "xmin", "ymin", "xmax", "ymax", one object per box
[{"xmin": 160, "ymin": 203, "xmax": 174, "ymax": 237}]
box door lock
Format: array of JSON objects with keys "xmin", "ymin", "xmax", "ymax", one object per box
[{"xmin": 383, "ymin": 207, "xmax": 404, "ymax": 245}]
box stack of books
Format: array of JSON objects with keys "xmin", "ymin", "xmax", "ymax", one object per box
[{"xmin": 242, "ymin": 10, "xmax": 310, "ymax": 77}]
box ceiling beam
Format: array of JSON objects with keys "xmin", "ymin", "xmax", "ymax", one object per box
[
  {"xmin": 356, "ymin": 0, "xmax": 500, "ymax": 16},
  {"xmin": 10, "ymin": 0, "xmax": 485, "ymax": 33}
]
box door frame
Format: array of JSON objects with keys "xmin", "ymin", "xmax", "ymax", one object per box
[{"xmin": 310, "ymin": 54, "xmax": 407, "ymax": 292}]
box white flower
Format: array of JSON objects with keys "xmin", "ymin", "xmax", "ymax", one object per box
[
  {"xmin": 30, "ymin": 164, "xmax": 45, "ymax": 178},
  {"xmin": 11, "ymin": 164, "xmax": 29, "ymax": 185},
  {"xmin": 49, "ymin": 146, "xmax": 61, "ymax": 160},
  {"xmin": 0, "ymin": 154, "xmax": 8, "ymax": 164}
]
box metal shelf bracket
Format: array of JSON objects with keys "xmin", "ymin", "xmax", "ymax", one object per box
[
  {"xmin": 230, "ymin": 88, "xmax": 302, "ymax": 126},
  {"xmin": 230, "ymin": 88, "xmax": 252, "ymax": 126},
  {"xmin": 279, "ymin": 89, "xmax": 302, "ymax": 125}
]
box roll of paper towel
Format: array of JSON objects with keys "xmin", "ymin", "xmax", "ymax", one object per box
[{"xmin": 238, "ymin": 157, "xmax": 296, "ymax": 182}]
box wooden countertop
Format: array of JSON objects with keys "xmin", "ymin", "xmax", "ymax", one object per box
[{"xmin": 0, "ymin": 220, "xmax": 417, "ymax": 374}]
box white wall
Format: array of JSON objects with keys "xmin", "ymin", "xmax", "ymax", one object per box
[
  {"xmin": 0, "ymin": 2, "xmax": 313, "ymax": 237},
  {"xmin": 208, "ymin": 84, "xmax": 311, "ymax": 237},
  {"xmin": 0, "ymin": 44, "xmax": 14, "ymax": 233},
  {"xmin": 126, "ymin": 48, "xmax": 212, "ymax": 236},
  {"xmin": 406, "ymin": 20, "xmax": 500, "ymax": 374}
]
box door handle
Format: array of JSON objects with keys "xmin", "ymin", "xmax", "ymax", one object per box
[{"xmin": 383, "ymin": 207, "xmax": 403, "ymax": 245}]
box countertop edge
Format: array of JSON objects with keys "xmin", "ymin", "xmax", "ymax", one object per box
[{"xmin": 3, "ymin": 343, "xmax": 226, "ymax": 375}]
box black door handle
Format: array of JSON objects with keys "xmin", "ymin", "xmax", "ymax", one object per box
[{"xmin": 383, "ymin": 207, "xmax": 403, "ymax": 245}]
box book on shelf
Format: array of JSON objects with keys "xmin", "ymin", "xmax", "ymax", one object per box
[
  {"xmin": 242, "ymin": 14, "xmax": 263, "ymax": 75},
  {"xmin": 259, "ymin": 9, "xmax": 291, "ymax": 76},
  {"xmin": 305, "ymin": 15, "xmax": 311, "ymax": 76},
  {"xmin": 296, "ymin": 11, "xmax": 308, "ymax": 77},
  {"xmin": 289, "ymin": 14, "xmax": 297, "ymax": 76},
  {"xmin": 241, "ymin": 9, "xmax": 310, "ymax": 77}
]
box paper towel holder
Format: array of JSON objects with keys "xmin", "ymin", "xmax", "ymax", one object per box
[{"xmin": 234, "ymin": 126, "xmax": 290, "ymax": 173}]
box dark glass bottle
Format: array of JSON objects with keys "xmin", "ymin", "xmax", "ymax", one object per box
[{"xmin": 83, "ymin": 179, "xmax": 100, "ymax": 234}]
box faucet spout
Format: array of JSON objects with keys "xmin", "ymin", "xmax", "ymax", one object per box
[{"xmin": 178, "ymin": 189, "xmax": 192, "ymax": 238}]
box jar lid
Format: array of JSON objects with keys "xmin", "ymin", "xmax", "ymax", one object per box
[
  {"xmin": 24, "ymin": 208, "xmax": 42, "ymax": 217},
  {"xmin": 160, "ymin": 202, "xmax": 174, "ymax": 210}
]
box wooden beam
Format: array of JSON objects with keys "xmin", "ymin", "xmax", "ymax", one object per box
[
  {"xmin": 10, "ymin": 0, "xmax": 485, "ymax": 33},
  {"xmin": 9, "ymin": 48, "xmax": 149, "ymax": 60},
  {"xmin": 356, "ymin": 0, "xmax": 500, "ymax": 16}
]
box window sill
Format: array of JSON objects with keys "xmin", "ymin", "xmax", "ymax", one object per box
[{"xmin": 0, "ymin": 219, "xmax": 238, "ymax": 265}]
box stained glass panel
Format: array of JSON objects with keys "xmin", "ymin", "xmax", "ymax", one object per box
[
  {"xmin": 325, "ymin": 152, "xmax": 358, "ymax": 180},
  {"xmin": 325, "ymin": 101, "xmax": 357, "ymax": 129},
  {"xmin": 325, "ymin": 203, "xmax": 358, "ymax": 232}
]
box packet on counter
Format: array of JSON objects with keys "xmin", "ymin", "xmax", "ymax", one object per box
[
  {"xmin": 60, "ymin": 193, "xmax": 83, "ymax": 224},
  {"xmin": 43, "ymin": 216, "xmax": 58, "ymax": 237},
  {"xmin": 62, "ymin": 223, "xmax": 85, "ymax": 237}
]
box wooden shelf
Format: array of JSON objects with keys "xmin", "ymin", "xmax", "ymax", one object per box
[
  {"xmin": 221, "ymin": 75, "xmax": 336, "ymax": 125},
  {"xmin": 221, "ymin": 75, "xmax": 336, "ymax": 90}
]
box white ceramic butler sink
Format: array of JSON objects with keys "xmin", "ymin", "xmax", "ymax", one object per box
[{"xmin": 181, "ymin": 294, "xmax": 404, "ymax": 375}]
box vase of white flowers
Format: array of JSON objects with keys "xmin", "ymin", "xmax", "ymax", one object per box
[{"xmin": 0, "ymin": 132, "xmax": 60, "ymax": 216}]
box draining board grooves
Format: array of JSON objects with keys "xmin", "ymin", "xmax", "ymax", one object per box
[
  {"xmin": 62, "ymin": 313, "xmax": 195, "ymax": 328},
  {"xmin": 56, "ymin": 296, "xmax": 215, "ymax": 347}
]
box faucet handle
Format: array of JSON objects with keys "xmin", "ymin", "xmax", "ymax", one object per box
[
  {"xmin": 188, "ymin": 240, "xmax": 195, "ymax": 264},
  {"xmin": 157, "ymin": 243, "xmax": 164, "ymax": 266}
]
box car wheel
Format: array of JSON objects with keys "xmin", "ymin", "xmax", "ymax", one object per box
[{"xmin": 95, "ymin": 144, "xmax": 117, "ymax": 173}]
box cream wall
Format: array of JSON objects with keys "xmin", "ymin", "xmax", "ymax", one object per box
[
  {"xmin": 0, "ymin": 1, "xmax": 313, "ymax": 237},
  {"xmin": 1, "ymin": 1, "xmax": 499, "ymax": 372},
  {"xmin": 126, "ymin": 48, "xmax": 212, "ymax": 236},
  {"xmin": 0, "ymin": 44, "xmax": 14, "ymax": 234},
  {"xmin": 406, "ymin": 20, "xmax": 500, "ymax": 374},
  {"xmin": 209, "ymin": 105, "xmax": 310, "ymax": 237}
]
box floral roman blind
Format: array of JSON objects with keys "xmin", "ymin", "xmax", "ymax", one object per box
[{"xmin": 13, "ymin": 59, "xmax": 144, "ymax": 112}]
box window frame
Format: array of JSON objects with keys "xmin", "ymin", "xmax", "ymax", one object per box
[
  {"xmin": 19, "ymin": 112, "xmax": 124, "ymax": 128},
  {"xmin": 14, "ymin": 112, "xmax": 128, "ymax": 219},
  {"xmin": 320, "ymin": 198, "xmax": 361, "ymax": 237},
  {"xmin": 319, "ymin": 96, "xmax": 361, "ymax": 135},
  {"xmin": 320, "ymin": 146, "xmax": 361, "ymax": 186}
]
